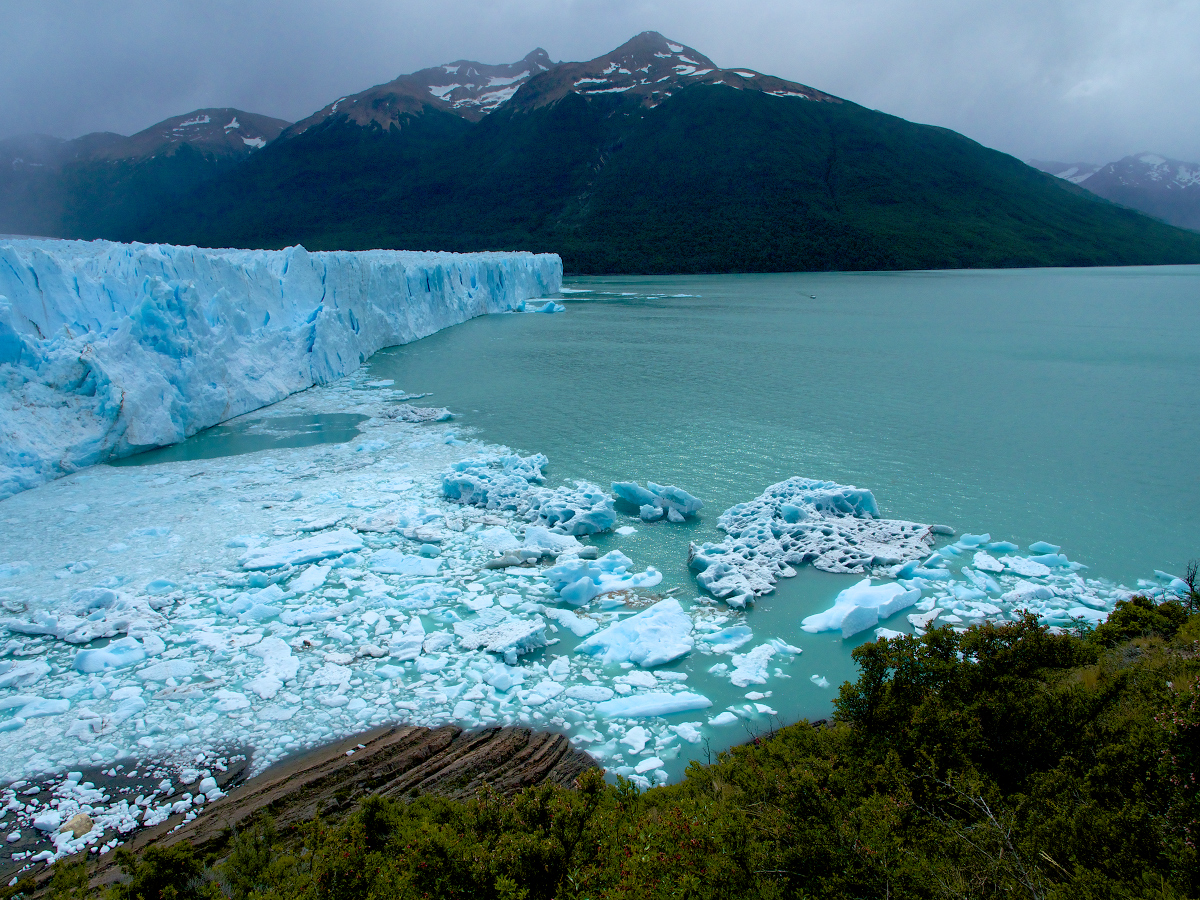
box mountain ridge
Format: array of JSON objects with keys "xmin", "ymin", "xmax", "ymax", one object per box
[
  {"xmin": 4, "ymin": 33, "xmax": 1200, "ymax": 272},
  {"xmin": 1031, "ymin": 154, "xmax": 1200, "ymax": 231}
]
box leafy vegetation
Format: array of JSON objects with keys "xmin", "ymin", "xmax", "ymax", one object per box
[
  {"xmin": 48, "ymin": 582, "xmax": 1199, "ymax": 900},
  {"xmin": 9, "ymin": 84, "xmax": 1200, "ymax": 272},
  {"xmin": 134, "ymin": 86, "xmax": 1200, "ymax": 272}
]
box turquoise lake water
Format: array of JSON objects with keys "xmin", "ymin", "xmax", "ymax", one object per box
[
  {"xmin": 114, "ymin": 265, "xmax": 1200, "ymax": 753},
  {"xmin": 370, "ymin": 267, "xmax": 1199, "ymax": 587},
  {"xmin": 364, "ymin": 266, "xmax": 1199, "ymax": 733}
]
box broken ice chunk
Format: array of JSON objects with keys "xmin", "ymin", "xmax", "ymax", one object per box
[
  {"xmin": 369, "ymin": 551, "xmax": 441, "ymax": 576},
  {"xmin": 454, "ymin": 610, "xmax": 547, "ymax": 663},
  {"xmin": 621, "ymin": 726, "xmax": 650, "ymax": 752},
  {"xmin": 564, "ymin": 685, "xmax": 614, "ymax": 702},
  {"xmin": 288, "ymin": 565, "xmax": 331, "ymax": 593},
  {"xmin": 543, "ymin": 607, "xmax": 598, "ymax": 637},
  {"xmin": 669, "ymin": 722, "xmax": 703, "ymax": 743},
  {"xmin": 387, "ymin": 616, "xmax": 426, "ymax": 660},
  {"xmin": 698, "ymin": 624, "xmax": 753, "ymax": 654},
  {"xmin": 800, "ymin": 579, "xmax": 920, "ymax": 637},
  {"xmin": 594, "ymin": 692, "xmax": 712, "ymax": 718},
  {"xmin": 73, "ymin": 637, "xmax": 146, "ymax": 673},
  {"xmin": 729, "ymin": 640, "xmax": 801, "ymax": 687},
  {"xmin": 1002, "ymin": 556, "xmax": 1052, "ymax": 578},
  {"xmin": 574, "ymin": 599, "xmax": 693, "ymax": 667},
  {"xmin": 543, "ymin": 551, "xmax": 662, "ymax": 606},
  {"xmin": 240, "ymin": 530, "xmax": 363, "ymax": 569},
  {"xmin": 613, "ymin": 481, "xmax": 703, "ymax": 519}
]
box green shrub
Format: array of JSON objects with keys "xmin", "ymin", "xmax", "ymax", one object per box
[
  {"xmin": 109, "ymin": 843, "xmax": 218, "ymax": 900},
  {"xmin": 131, "ymin": 609, "xmax": 1200, "ymax": 900}
]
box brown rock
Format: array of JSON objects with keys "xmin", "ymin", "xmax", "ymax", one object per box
[{"xmin": 58, "ymin": 813, "xmax": 93, "ymax": 839}]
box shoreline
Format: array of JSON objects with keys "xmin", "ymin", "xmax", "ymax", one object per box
[{"xmin": 11, "ymin": 722, "xmax": 595, "ymax": 891}]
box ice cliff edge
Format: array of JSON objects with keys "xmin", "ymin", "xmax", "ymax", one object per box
[{"xmin": 0, "ymin": 239, "xmax": 562, "ymax": 500}]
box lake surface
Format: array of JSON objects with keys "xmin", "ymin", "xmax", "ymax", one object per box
[
  {"xmin": 368, "ymin": 266, "xmax": 1200, "ymax": 734},
  {"xmin": 370, "ymin": 267, "xmax": 1199, "ymax": 588},
  {"xmin": 112, "ymin": 414, "xmax": 370, "ymax": 465},
  {"xmin": 9, "ymin": 265, "xmax": 1192, "ymax": 791}
]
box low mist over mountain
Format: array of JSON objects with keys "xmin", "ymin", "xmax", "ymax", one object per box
[
  {"xmin": 0, "ymin": 108, "xmax": 288, "ymax": 238},
  {"xmin": 4, "ymin": 32, "xmax": 1200, "ymax": 271},
  {"xmin": 1032, "ymin": 154, "xmax": 1200, "ymax": 232}
]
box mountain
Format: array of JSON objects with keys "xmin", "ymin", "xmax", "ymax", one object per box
[
  {"xmin": 502, "ymin": 31, "xmax": 837, "ymax": 112},
  {"xmin": 286, "ymin": 49, "xmax": 552, "ymax": 136},
  {"xmin": 0, "ymin": 108, "xmax": 289, "ymax": 238},
  {"xmin": 8, "ymin": 33, "xmax": 1200, "ymax": 272},
  {"xmin": 1028, "ymin": 160, "xmax": 1103, "ymax": 185},
  {"xmin": 1032, "ymin": 154, "xmax": 1200, "ymax": 232}
]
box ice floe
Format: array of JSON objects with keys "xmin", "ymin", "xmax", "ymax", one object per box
[
  {"xmin": 689, "ymin": 477, "xmax": 934, "ymax": 607},
  {"xmin": 612, "ymin": 481, "xmax": 703, "ymax": 523}
]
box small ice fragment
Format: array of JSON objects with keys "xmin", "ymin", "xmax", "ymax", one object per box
[
  {"xmin": 810, "ymin": 675, "xmax": 829, "ymax": 688},
  {"xmin": 369, "ymin": 551, "xmax": 441, "ymax": 576},
  {"xmin": 594, "ymin": 692, "xmax": 713, "ymax": 718},
  {"xmin": 707, "ymin": 712, "xmax": 738, "ymax": 726},
  {"xmin": 574, "ymin": 599, "xmax": 693, "ymax": 667},
  {"xmin": 1028, "ymin": 541, "xmax": 1061, "ymax": 554},
  {"xmin": 639, "ymin": 505, "xmax": 664, "ymax": 521},
  {"xmin": 615, "ymin": 526, "xmax": 637, "ymax": 536}
]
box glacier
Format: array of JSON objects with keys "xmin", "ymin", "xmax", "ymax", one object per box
[{"xmin": 0, "ymin": 239, "xmax": 561, "ymax": 500}]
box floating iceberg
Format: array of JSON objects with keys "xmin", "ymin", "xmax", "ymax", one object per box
[
  {"xmin": 0, "ymin": 239, "xmax": 561, "ymax": 500},
  {"xmin": 574, "ymin": 598, "xmax": 693, "ymax": 667},
  {"xmin": 444, "ymin": 453, "xmax": 615, "ymax": 535},
  {"xmin": 612, "ymin": 481, "xmax": 703, "ymax": 522},
  {"xmin": 801, "ymin": 578, "xmax": 921, "ymax": 638},
  {"xmin": 543, "ymin": 551, "xmax": 663, "ymax": 605},
  {"xmin": 689, "ymin": 477, "xmax": 933, "ymax": 606},
  {"xmin": 594, "ymin": 692, "xmax": 713, "ymax": 718}
]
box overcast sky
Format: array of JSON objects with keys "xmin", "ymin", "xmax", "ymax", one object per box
[{"xmin": 2, "ymin": 0, "xmax": 1197, "ymax": 163}]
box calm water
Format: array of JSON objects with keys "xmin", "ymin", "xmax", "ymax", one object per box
[
  {"xmin": 108, "ymin": 266, "xmax": 1200, "ymax": 743},
  {"xmin": 352, "ymin": 266, "xmax": 1200, "ymax": 734},
  {"xmin": 369, "ymin": 267, "xmax": 1199, "ymax": 586},
  {"xmin": 112, "ymin": 413, "xmax": 369, "ymax": 466}
]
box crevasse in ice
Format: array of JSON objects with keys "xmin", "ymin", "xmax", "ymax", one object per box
[{"xmin": 0, "ymin": 239, "xmax": 561, "ymax": 500}]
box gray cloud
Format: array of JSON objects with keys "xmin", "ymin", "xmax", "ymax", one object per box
[{"xmin": 1, "ymin": 0, "xmax": 1197, "ymax": 163}]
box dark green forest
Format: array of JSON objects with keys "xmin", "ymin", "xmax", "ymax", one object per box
[{"xmin": 14, "ymin": 84, "xmax": 1200, "ymax": 273}]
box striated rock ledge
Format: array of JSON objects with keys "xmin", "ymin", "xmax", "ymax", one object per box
[{"xmin": 32, "ymin": 725, "xmax": 596, "ymax": 893}]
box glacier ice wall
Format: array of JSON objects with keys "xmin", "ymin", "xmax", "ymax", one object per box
[{"xmin": 0, "ymin": 239, "xmax": 561, "ymax": 499}]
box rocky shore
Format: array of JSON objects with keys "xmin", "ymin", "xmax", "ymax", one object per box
[{"xmin": 20, "ymin": 725, "xmax": 595, "ymax": 894}]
